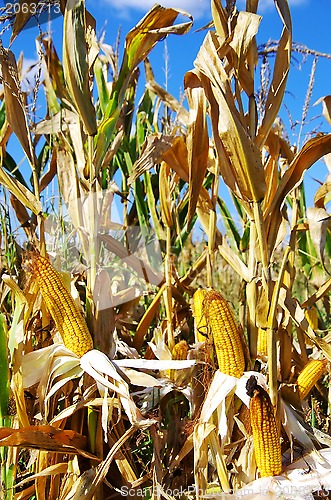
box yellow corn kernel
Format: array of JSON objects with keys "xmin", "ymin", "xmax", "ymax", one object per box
[
  {"xmin": 257, "ymin": 327, "xmax": 268, "ymax": 357},
  {"xmin": 246, "ymin": 376, "xmax": 282, "ymax": 478},
  {"xmin": 238, "ymin": 403, "xmax": 252, "ymax": 436},
  {"xmin": 172, "ymin": 340, "xmax": 189, "ymax": 360},
  {"xmin": 297, "ymin": 359, "xmax": 327, "ymax": 400},
  {"xmin": 204, "ymin": 290, "xmax": 245, "ymax": 378},
  {"xmin": 31, "ymin": 253, "xmax": 93, "ymax": 357},
  {"xmin": 170, "ymin": 340, "xmax": 189, "ymax": 383},
  {"xmin": 193, "ymin": 289, "xmax": 208, "ymax": 343},
  {"xmin": 305, "ymin": 307, "xmax": 318, "ymax": 330}
]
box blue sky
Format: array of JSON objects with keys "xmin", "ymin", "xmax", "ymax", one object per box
[{"xmin": 5, "ymin": 0, "xmax": 331, "ymax": 209}]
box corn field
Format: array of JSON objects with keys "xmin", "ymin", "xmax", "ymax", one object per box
[{"xmin": 0, "ymin": 0, "xmax": 331, "ymax": 498}]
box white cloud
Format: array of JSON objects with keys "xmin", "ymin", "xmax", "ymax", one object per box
[
  {"xmin": 100, "ymin": 0, "xmax": 210, "ymax": 21},
  {"xmin": 97, "ymin": 0, "xmax": 308, "ymax": 24}
]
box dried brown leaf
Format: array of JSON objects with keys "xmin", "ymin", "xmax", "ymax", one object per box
[
  {"xmin": 125, "ymin": 5, "xmax": 193, "ymax": 71},
  {"xmin": 279, "ymin": 286, "xmax": 331, "ymax": 362},
  {"xmin": 255, "ymin": 0, "xmax": 292, "ymax": 148},
  {"xmin": 57, "ymin": 148, "xmax": 85, "ymax": 231},
  {"xmin": 314, "ymin": 173, "xmax": 331, "ymax": 208},
  {"xmin": 195, "ymin": 32, "xmax": 265, "ymax": 202},
  {"xmin": 0, "ymin": 45, "xmax": 35, "ymax": 166},
  {"xmin": 302, "ymin": 276, "xmax": 331, "ymax": 308},
  {"xmin": 0, "ymin": 165, "xmax": 42, "ymax": 215},
  {"xmin": 266, "ymin": 134, "xmax": 331, "ymax": 252},
  {"xmin": 230, "ymin": 11, "xmax": 261, "ymax": 96},
  {"xmin": 211, "ymin": 0, "xmax": 228, "ymax": 40},
  {"xmin": 184, "ymin": 70, "xmax": 209, "ymax": 226},
  {"xmin": 0, "ymin": 425, "xmax": 93, "ymax": 457},
  {"xmin": 11, "ymin": 0, "xmax": 40, "ymax": 43},
  {"xmin": 314, "ymin": 95, "xmax": 331, "ymax": 126},
  {"xmin": 41, "ymin": 37, "xmax": 69, "ymax": 104},
  {"xmin": 160, "ymin": 136, "xmax": 189, "ymax": 182},
  {"xmin": 159, "ymin": 162, "xmax": 173, "ymax": 227},
  {"xmin": 33, "ymin": 109, "xmax": 78, "ymax": 135},
  {"xmin": 128, "ymin": 134, "xmax": 175, "ymax": 184},
  {"xmin": 230, "ymin": 11, "xmax": 261, "ymax": 61},
  {"xmin": 145, "ymin": 80, "xmax": 189, "ymax": 126}
]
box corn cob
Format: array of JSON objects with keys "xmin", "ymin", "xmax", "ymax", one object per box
[
  {"xmin": 30, "ymin": 253, "xmax": 93, "ymax": 357},
  {"xmin": 172, "ymin": 340, "xmax": 189, "ymax": 360},
  {"xmin": 246, "ymin": 376, "xmax": 282, "ymax": 477},
  {"xmin": 193, "ymin": 289, "xmax": 208, "ymax": 342},
  {"xmin": 257, "ymin": 327, "xmax": 268, "ymax": 357},
  {"xmin": 297, "ymin": 359, "xmax": 327, "ymax": 400},
  {"xmin": 204, "ymin": 290, "xmax": 245, "ymax": 378},
  {"xmin": 170, "ymin": 340, "xmax": 189, "ymax": 383},
  {"xmin": 238, "ymin": 403, "xmax": 252, "ymax": 436}
]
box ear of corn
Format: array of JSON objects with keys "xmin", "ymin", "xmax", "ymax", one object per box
[
  {"xmin": 246, "ymin": 376, "xmax": 282, "ymax": 478},
  {"xmin": 257, "ymin": 327, "xmax": 268, "ymax": 357},
  {"xmin": 204, "ymin": 290, "xmax": 245, "ymax": 378},
  {"xmin": 170, "ymin": 340, "xmax": 189, "ymax": 383},
  {"xmin": 30, "ymin": 253, "xmax": 93, "ymax": 357},
  {"xmin": 237, "ymin": 403, "xmax": 252, "ymax": 436},
  {"xmin": 172, "ymin": 340, "xmax": 189, "ymax": 360},
  {"xmin": 297, "ymin": 359, "xmax": 327, "ymax": 400},
  {"xmin": 193, "ymin": 289, "xmax": 208, "ymax": 343}
]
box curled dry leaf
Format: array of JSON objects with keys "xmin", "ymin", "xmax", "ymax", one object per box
[
  {"xmin": 124, "ymin": 4, "xmax": 193, "ymax": 71},
  {"xmin": 128, "ymin": 134, "xmax": 175, "ymax": 184},
  {"xmin": 314, "ymin": 172, "xmax": 331, "ymax": 208},
  {"xmin": 184, "ymin": 70, "xmax": 209, "ymax": 227},
  {"xmin": 266, "ymin": 134, "xmax": 331, "ymax": 253},
  {"xmin": 195, "ymin": 31, "xmax": 266, "ymax": 204},
  {"xmin": 0, "ymin": 164, "xmax": 42, "ymax": 215},
  {"xmin": 0, "ymin": 425, "xmax": 92, "ymax": 457},
  {"xmin": 0, "ymin": 44, "xmax": 35, "ymax": 167},
  {"xmin": 229, "ymin": 11, "xmax": 261, "ymax": 96},
  {"xmin": 255, "ymin": 0, "xmax": 292, "ymax": 148},
  {"xmin": 314, "ymin": 95, "xmax": 331, "ymax": 126},
  {"xmin": 145, "ymin": 79, "xmax": 189, "ymax": 126}
]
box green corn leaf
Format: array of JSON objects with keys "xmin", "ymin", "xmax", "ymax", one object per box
[
  {"xmin": 218, "ymin": 196, "xmax": 241, "ymax": 250},
  {"xmin": 94, "ymin": 57, "xmax": 110, "ymax": 116},
  {"xmin": 63, "ymin": 0, "xmax": 97, "ymax": 136}
]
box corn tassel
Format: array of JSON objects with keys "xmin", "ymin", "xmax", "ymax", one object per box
[
  {"xmin": 193, "ymin": 289, "xmax": 208, "ymax": 342},
  {"xmin": 246, "ymin": 376, "xmax": 282, "ymax": 477},
  {"xmin": 257, "ymin": 327, "xmax": 268, "ymax": 357},
  {"xmin": 30, "ymin": 253, "xmax": 93, "ymax": 357},
  {"xmin": 297, "ymin": 359, "xmax": 327, "ymax": 400},
  {"xmin": 204, "ymin": 290, "xmax": 245, "ymax": 378}
]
